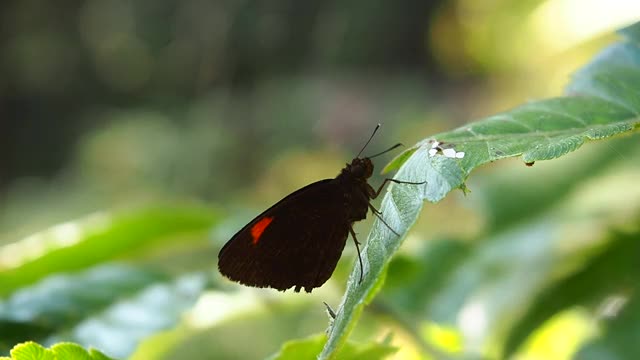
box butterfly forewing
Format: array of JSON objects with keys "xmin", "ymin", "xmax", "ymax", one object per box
[{"xmin": 218, "ymin": 179, "xmax": 350, "ymax": 292}]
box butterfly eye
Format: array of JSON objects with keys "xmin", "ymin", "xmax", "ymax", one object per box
[{"xmin": 351, "ymin": 163, "xmax": 366, "ymax": 177}]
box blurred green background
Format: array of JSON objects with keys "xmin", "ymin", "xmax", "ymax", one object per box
[{"xmin": 1, "ymin": 0, "xmax": 639, "ymax": 359}]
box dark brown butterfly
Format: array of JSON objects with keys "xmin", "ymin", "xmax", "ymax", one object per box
[{"xmin": 218, "ymin": 125, "xmax": 421, "ymax": 292}]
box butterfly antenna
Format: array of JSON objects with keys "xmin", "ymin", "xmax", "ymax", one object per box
[
  {"xmin": 356, "ymin": 124, "xmax": 381, "ymax": 158},
  {"xmin": 367, "ymin": 143, "xmax": 403, "ymax": 159}
]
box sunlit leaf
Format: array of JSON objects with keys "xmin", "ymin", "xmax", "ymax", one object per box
[
  {"xmin": 0, "ymin": 205, "xmax": 218, "ymax": 296},
  {"xmin": 515, "ymin": 309, "xmax": 597, "ymax": 360},
  {"xmin": 1, "ymin": 342, "xmax": 114, "ymax": 360},
  {"xmin": 6, "ymin": 342, "xmax": 54, "ymax": 360}
]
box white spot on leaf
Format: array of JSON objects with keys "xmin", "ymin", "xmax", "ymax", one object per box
[{"xmin": 442, "ymin": 148, "xmax": 457, "ymax": 158}]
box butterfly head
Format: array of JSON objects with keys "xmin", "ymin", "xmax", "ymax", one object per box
[{"xmin": 347, "ymin": 157, "xmax": 374, "ymax": 179}]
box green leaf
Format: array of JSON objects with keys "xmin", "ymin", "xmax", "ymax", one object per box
[
  {"xmin": 47, "ymin": 272, "xmax": 206, "ymax": 359},
  {"xmin": 49, "ymin": 343, "xmax": 94, "ymax": 360},
  {"xmin": 2, "ymin": 342, "xmax": 115, "ymax": 360},
  {"xmin": 266, "ymin": 335, "xmax": 325, "ymax": 360},
  {"xmin": 0, "ymin": 264, "xmax": 164, "ymax": 350},
  {"xmin": 86, "ymin": 349, "xmax": 114, "ymax": 360},
  {"xmin": 319, "ymin": 22, "xmax": 640, "ymax": 359},
  {"xmin": 389, "ymin": 22, "xmax": 640, "ymax": 173},
  {"xmin": 268, "ymin": 334, "xmax": 397, "ymax": 360},
  {"xmin": 7, "ymin": 342, "xmax": 54, "ymax": 360},
  {"xmin": 0, "ymin": 205, "xmax": 218, "ymax": 296},
  {"xmin": 1, "ymin": 269, "xmax": 205, "ymax": 358}
]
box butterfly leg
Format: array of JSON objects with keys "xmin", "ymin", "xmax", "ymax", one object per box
[
  {"xmin": 349, "ymin": 226, "xmax": 365, "ymax": 284},
  {"xmin": 368, "ymin": 203, "xmax": 382, "ymax": 215},
  {"xmin": 368, "ymin": 203, "xmax": 400, "ymax": 236}
]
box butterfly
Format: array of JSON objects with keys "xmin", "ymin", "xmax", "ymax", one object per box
[{"xmin": 218, "ymin": 125, "xmax": 423, "ymax": 292}]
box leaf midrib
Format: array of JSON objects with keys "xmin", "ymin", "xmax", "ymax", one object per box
[{"xmin": 439, "ymin": 119, "xmax": 637, "ymax": 143}]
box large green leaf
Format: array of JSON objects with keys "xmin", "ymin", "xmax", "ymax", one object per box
[
  {"xmin": 0, "ymin": 205, "xmax": 218, "ymax": 296},
  {"xmin": 320, "ymin": 22, "xmax": 640, "ymax": 359},
  {"xmin": 0, "ymin": 264, "xmax": 164, "ymax": 351},
  {"xmin": 46, "ymin": 272, "xmax": 206, "ymax": 359}
]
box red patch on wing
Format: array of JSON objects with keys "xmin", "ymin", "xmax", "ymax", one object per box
[{"xmin": 251, "ymin": 216, "xmax": 274, "ymax": 245}]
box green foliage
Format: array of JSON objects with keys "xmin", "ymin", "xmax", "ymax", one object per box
[
  {"xmin": 319, "ymin": 22, "xmax": 640, "ymax": 359},
  {"xmin": 268, "ymin": 334, "xmax": 397, "ymax": 360},
  {"xmin": 2, "ymin": 18, "xmax": 640, "ymax": 360},
  {"xmin": 0, "ymin": 264, "xmax": 164, "ymax": 350},
  {"xmin": 46, "ymin": 271, "xmax": 206, "ymax": 358},
  {"xmin": 0, "ymin": 206, "xmax": 218, "ymax": 296},
  {"xmin": 0, "ymin": 342, "xmax": 114, "ymax": 360},
  {"xmin": 0, "ymin": 205, "xmax": 217, "ymax": 358},
  {"xmin": 503, "ymin": 227, "xmax": 640, "ymax": 358},
  {"xmin": 577, "ymin": 296, "xmax": 640, "ymax": 359}
]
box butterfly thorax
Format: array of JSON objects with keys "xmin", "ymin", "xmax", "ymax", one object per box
[{"xmin": 335, "ymin": 157, "xmax": 374, "ymax": 222}]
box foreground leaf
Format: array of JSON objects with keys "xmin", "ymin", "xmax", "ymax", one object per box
[{"xmin": 0, "ymin": 342, "xmax": 114, "ymax": 360}]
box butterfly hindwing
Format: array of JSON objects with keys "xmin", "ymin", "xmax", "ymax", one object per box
[{"xmin": 218, "ymin": 179, "xmax": 350, "ymax": 292}]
